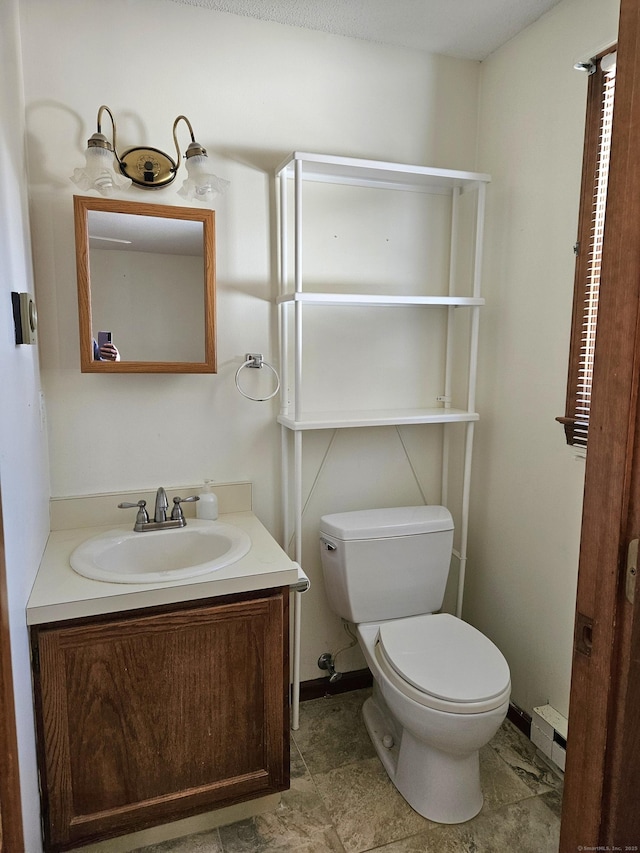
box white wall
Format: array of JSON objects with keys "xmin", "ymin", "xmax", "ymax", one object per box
[
  {"xmin": 469, "ymin": 0, "xmax": 620, "ymax": 718},
  {"xmin": 91, "ymin": 249, "xmax": 204, "ymax": 362},
  {"xmin": 19, "ymin": 0, "xmax": 481, "ymax": 682},
  {"xmin": 0, "ymin": 1, "xmax": 51, "ymax": 849},
  {"xmin": 7, "ymin": 1, "xmax": 624, "ymax": 842},
  {"xmin": 0, "ymin": 0, "xmax": 618, "ymax": 853},
  {"xmin": 14, "ymin": 0, "xmax": 618, "ymax": 799}
]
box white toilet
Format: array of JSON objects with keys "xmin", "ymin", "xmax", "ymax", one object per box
[{"xmin": 319, "ymin": 505, "xmax": 511, "ymax": 824}]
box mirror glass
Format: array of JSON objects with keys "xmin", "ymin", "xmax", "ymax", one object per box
[{"xmin": 74, "ymin": 196, "xmax": 216, "ymax": 373}]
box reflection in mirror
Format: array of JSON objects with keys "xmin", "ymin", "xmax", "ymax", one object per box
[{"xmin": 74, "ymin": 196, "xmax": 216, "ymax": 373}]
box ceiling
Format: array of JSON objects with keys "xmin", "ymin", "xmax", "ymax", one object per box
[
  {"xmin": 89, "ymin": 211, "xmax": 204, "ymax": 256},
  {"xmin": 168, "ymin": 0, "xmax": 564, "ymax": 61}
]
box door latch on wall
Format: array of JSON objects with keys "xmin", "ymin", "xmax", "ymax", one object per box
[
  {"xmin": 626, "ymin": 538, "xmax": 638, "ymax": 605},
  {"xmin": 575, "ymin": 611, "xmax": 593, "ymax": 657}
]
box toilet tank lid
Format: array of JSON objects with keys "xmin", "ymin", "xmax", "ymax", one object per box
[{"xmin": 320, "ymin": 506, "xmax": 453, "ymax": 540}]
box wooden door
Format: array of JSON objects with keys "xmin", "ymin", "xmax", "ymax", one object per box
[
  {"xmin": 31, "ymin": 589, "xmax": 289, "ymax": 852},
  {"xmin": 560, "ymin": 0, "xmax": 640, "ymax": 848},
  {"xmin": 0, "ymin": 482, "xmax": 25, "ymax": 852}
]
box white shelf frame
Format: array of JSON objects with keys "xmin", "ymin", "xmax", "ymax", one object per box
[
  {"xmin": 276, "ymin": 152, "xmax": 489, "ymax": 730},
  {"xmin": 277, "ymin": 408, "xmax": 479, "ymax": 431},
  {"xmin": 276, "ymin": 293, "xmax": 485, "ymax": 307},
  {"xmin": 275, "ymin": 150, "xmax": 491, "ymax": 193}
]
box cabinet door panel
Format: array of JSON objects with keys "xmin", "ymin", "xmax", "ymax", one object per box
[{"xmin": 32, "ymin": 591, "xmax": 289, "ymax": 851}]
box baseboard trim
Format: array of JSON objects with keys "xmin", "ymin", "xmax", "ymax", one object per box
[
  {"xmin": 507, "ymin": 702, "xmax": 532, "ymax": 738},
  {"xmin": 300, "ymin": 671, "xmax": 533, "ymax": 743}
]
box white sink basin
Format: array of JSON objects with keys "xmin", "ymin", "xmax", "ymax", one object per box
[{"xmin": 70, "ymin": 519, "xmax": 252, "ymax": 584}]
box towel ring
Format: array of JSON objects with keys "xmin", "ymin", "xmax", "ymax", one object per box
[{"xmin": 235, "ymin": 353, "xmax": 280, "ymax": 401}]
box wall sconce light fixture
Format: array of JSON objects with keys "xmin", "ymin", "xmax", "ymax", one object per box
[{"xmin": 71, "ymin": 105, "xmax": 229, "ymax": 203}]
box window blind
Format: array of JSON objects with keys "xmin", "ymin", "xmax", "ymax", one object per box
[{"xmin": 560, "ymin": 52, "xmax": 616, "ymax": 449}]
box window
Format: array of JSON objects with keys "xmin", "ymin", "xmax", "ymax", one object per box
[{"xmin": 559, "ymin": 51, "xmax": 616, "ymax": 449}]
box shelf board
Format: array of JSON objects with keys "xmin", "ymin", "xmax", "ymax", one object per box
[
  {"xmin": 276, "ymin": 151, "xmax": 491, "ymax": 193},
  {"xmin": 277, "ymin": 408, "xmax": 479, "ymax": 431},
  {"xmin": 276, "ymin": 292, "xmax": 484, "ymax": 307}
]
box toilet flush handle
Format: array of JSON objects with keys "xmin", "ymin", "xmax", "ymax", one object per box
[{"xmin": 320, "ymin": 537, "xmax": 337, "ymax": 552}]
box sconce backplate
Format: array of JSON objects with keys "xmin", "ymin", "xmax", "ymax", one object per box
[{"xmin": 120, "ymin": 146, "xmax": 177, "ymax": 188}]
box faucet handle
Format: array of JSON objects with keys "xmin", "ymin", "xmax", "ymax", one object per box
[
  {"xmin": 117, "ymin": 499, "xmax": 149, "ymax": 528},
  {"xmin": 170, "ymin": 495, "xmax": 199, "ymax": 521}
]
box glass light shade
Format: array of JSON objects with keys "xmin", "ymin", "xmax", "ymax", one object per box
[
  {"xmin": 178, "ymin": 154, "xmax": 230, "ymax": 204},
  {"xmin": 71, "ymin": 146, "xmax": 132, "ymax": 196}
]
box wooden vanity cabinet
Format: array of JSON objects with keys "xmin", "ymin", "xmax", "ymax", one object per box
[{"xmin": 30, "ymin": 587, "xmax": 290, "ymax": 852}]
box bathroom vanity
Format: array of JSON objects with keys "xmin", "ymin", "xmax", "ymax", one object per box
[{"xmin": 27, "ymin": 487, "xmax": 298, "ymax": 852}]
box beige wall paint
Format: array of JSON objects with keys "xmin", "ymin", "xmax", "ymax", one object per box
[
  {"xmin": 20, "ymin": 0, "xmax": 481, "ymax": 682},
  {"xmin": 90, "ymin": 249, "xmax": 205, "ymax": 362},
  {"xmin": 14, "ymin": 0, "xmax": 618, "ymax": 788},
  {"xmin": 5, "ymin": 0, "xmax": 624, "ymax": 841},
  {"xmin": 470, "ymin": 0, "xmax": 620, "ymax": 718},
  {"xmin": 0, "ymin": 2, "xmax": 51, "ymax": 849}
]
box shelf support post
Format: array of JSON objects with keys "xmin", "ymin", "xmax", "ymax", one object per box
[
  {"xmin": 457, "ymin": 421, "xmax": 475, "ymax": 618},
  {"xmin": 442, "ymin": 186, "xmax": 460, "ymax": 506},
  {"xmin": 278, "ymin": 170, "xmax": 289, "ymax": 420},
  {"xmin": 294, "ymin": 158, "xmax": 303, "ymax": 421},
  {"xmin": 290, "ymin": 429, "xmax": 303, "ymax": 729}
]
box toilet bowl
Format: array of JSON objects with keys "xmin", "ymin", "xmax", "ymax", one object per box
[
  {"xmin": 319, "ymin": 506, "xmax": 511, "ymax": 824},
  {"xmin": 357, "ymin": 616, "xmax": 510, "ymax": 823}
]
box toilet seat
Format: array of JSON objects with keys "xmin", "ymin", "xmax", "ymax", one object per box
[{"xmin": 375, "ymin": 613, "xmax": 511, "ymax": 715}]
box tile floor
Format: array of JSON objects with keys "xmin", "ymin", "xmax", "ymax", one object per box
[{"xmin": 134, "ymin": 689, "xmax": 563, "ymax": 853}]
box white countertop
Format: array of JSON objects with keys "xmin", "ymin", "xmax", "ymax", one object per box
[{"xmin": 27, "ymin": 511, "xmax": 300, "ymax": 625}]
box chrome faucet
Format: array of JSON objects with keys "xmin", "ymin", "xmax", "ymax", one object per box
[
  {"xmin": 118, "ymin": 487, "xmax": 199, "ymax": 532},
  {"xmin": 154, "ymin": 486, "xmax": 169, "ymax": 522}
]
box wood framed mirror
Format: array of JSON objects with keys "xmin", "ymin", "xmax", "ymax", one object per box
[{"xmin": 74, "ymin": 196, "xmax": 216, "ymax": 373}]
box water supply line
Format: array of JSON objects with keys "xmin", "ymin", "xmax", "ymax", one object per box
[
  {"xmin": 317, "ymin": 622, "xmax": 358, "ymax": 684},
  {"xmin": 318, "ymin": 652, "xmax": 342, "ymax": 683}
]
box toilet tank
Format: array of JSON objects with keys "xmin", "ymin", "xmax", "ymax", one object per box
[{"xmin": 319, "ymin": 506, "xmax": 454, "ymax": 624}]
